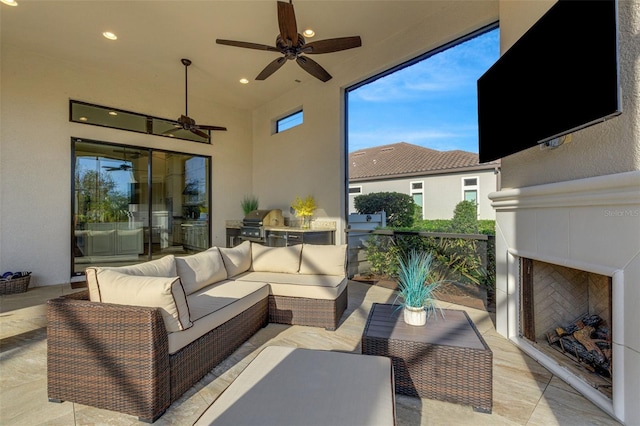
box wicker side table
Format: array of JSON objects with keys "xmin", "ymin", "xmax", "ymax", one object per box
[{"xmin": 361, "ymin": 303, "xmax": 492, "ymax": 413}]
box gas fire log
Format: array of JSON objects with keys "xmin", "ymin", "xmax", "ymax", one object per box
[
  {"xmin": 559, "ymin": 335, "xmax": 611, "ymax": 375},
  {"xmin": 546, "ymin": 315, "xmax": 612, "ymax": 377},
  {"xmin": 573, "ymin": 326, "xmax": 607, "ymax": 364}
]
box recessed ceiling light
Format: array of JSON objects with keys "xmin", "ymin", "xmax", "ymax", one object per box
[
  {"xmin": 1, "ymin": 0, "xmax": 18, "ymax": 6},
  {"xmin": 239, "ymin": 78, "xmax": 249, "ymax": 84},
  {"xmin": 102, "ymin": 31, "xmax": 117, "ymax": 40},
  {"xmin": 303, "ymin": 29, "xmax": 315, "ymax": 38},
  {"xmin": 108, "ymin": 111, "xmax": 118, "ymax": 116}
]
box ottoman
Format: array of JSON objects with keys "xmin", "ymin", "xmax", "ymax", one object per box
[{"xmin": 194, "ymin": 346, "xmax": 396, "ymax": 425}]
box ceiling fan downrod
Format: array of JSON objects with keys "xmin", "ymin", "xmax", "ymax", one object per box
[{"xmin": 182, "ymin": 58, "xmax": 191, "ymax": 118}]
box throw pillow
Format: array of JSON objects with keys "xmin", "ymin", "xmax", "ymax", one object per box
[
  {"xmin": 251, "ymin": 243, "xmax": 302, "ymax": 274},
  {"xmin": 299, "ymin": 244, "xmax": 347, "ymax": 276},
  {"xmin": 93, "ymin": 269, "xmax": 192, "ymax": 333},
  {"xmin": 219, "ymin": 240, "xmax": 252, "ymax": 277},
  {"xmin": 175, "ymin": 247, "xmax": 228, "ymax": 295},
  {"xmin": 86, "ymin": 255, "xmax": 177, "ymax": 301}
]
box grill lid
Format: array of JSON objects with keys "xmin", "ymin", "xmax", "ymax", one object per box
[{"xmin": 242, "ymin": 209, "xmax": 284, "ymax": 227}]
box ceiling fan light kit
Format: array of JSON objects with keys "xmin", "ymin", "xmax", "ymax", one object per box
[{"xmin": 216, "ymin": 0, "xmax": 362, "ymax": 82}]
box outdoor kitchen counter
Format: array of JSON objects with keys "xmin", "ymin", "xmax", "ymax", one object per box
[
  {"xmin": 225, "ymin": 221, "xmax": 336, "ymax": 247},
  {"xmin": 224, "ymin": 221, "xmax": 337, "ymax": 231}
]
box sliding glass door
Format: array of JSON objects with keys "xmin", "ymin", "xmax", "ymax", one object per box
[{"xmin": 72, "ymin": 138, "xmax": 211, "ymax": 276}]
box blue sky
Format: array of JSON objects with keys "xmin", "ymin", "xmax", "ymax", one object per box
[{"xmin": 348, "ymin": 28, "xmax": 499, "ymax": 154}]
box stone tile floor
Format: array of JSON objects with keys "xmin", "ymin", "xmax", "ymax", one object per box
[{"xmin": 0, "ymin": 281, "xmax": 621, "ymax": 425}]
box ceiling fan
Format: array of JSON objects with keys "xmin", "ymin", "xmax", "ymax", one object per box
[
  {"xmin": 103, "ymin": 147, "xmax": 142, "ymax": 172},
  {"xmin": 165, "ymin": 58, "xmax": 227, "ymax": 139},
  {"xmin": 103, "ymin": 163, "xmax": 134, "ymax": 172},
  {"xmin": 216, "ymin": 0, "xmax": 362, "ymax": 82}
]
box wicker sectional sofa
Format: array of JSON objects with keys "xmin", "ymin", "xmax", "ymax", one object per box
[{"xmin": 47, "ymin": 241, "xmax": 348, "ymax": 422}]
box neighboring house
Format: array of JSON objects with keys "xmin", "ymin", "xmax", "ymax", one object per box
[{"xmin": 348, "ymin": 142, "xmax": 500, "ymax": 220}]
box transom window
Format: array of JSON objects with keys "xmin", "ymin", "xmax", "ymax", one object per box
[{"xmin": 275, "ymin": 110, "xmax": 303, "ymax": 133}]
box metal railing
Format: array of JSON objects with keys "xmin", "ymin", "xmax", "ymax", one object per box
[{"xmin": 345, "ymin": 228, "xmax": 495, "ymax": 283}]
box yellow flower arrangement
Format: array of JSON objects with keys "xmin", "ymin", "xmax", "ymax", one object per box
[{"xmin": 291, "ymin": 195, "xmax": 317, "ymax": 218}]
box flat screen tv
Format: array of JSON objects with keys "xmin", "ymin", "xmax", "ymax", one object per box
[{"xmin": 477, "ymin": 0, "xmax": 621, "ymax": 163}]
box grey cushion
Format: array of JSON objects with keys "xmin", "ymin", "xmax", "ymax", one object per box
[{"xmin": 194, "ymin": 346, "xmax": 396, "ymax": 426}]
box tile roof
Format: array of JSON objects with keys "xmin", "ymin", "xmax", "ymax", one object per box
[{"xmin": 349, "ymin": 142, "xmax": 498, "ymax": 181}]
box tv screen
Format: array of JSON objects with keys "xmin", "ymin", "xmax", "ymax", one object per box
[{"xmin": 477, "ymin": 0, "xmax": 621, "ymax": 163}]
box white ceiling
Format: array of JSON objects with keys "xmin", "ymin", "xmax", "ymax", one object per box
[{"xmin": 1, "ymin": 1, "xmax": 491, "ymax": 111}]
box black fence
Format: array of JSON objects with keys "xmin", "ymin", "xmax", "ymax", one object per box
[{"xmin": 346, "ymin": 228, "xmax": 495, "ymax": 287}]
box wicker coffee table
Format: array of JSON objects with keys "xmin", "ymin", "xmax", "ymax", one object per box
[{"xmin": 362, "ymin": 303, "xmax": 492, "ymax": 413}]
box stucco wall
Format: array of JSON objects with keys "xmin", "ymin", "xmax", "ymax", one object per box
[
  {"xmin": 251, "ymin": 1, "xmax": 498, "ymax": 243},
  {"xmin": 0, "ymin": 46, "xmax": 253, "ymax": 287},
  {"xmin": 498, "ymin": 0, "xmax": 640, "ymax": 188},
  {"xmin": 348, "ymin": 169, "xmax": 497, "ymax": 220}
]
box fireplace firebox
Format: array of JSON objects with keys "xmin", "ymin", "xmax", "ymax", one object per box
[{"xmin": 520, "ymin": 258, "xmax": 613, "ymax": 399}]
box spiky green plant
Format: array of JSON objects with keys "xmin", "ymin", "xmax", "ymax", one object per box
[
  {"xmin": 241, "ymin": 194, "xmax": 259, "ymax": 216},
  {"xmin": 394, "ymin": 249, "xmax": 445, "ymax": 320}
]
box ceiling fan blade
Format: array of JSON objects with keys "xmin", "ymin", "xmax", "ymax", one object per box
[
  {"xmin": 256, "ymin": 57, "xmax": 287, "ymax": 80},
  {"xmin": 303, "ymin": 36, "xmax": 362, "ymax": 54},
  {"xmin": 296, "ymin": 56, "xmax": 332, "ymax": 82},
  {"xmin": 191, "ymin": 128, "xmax": 209, "ymax": 139},
  {"xmin": 197, "ymin": 124, "xmax": 228, "ymax": 131},
  {"xmin": 277, "ymin": 1, "xmax": 298, "ymax": 47},
  {"xmin": 216, "ymin": 39, "xmax": 280, "ymax": 52}
]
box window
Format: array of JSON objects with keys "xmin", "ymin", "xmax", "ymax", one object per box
[
  {"xmin": 349, "ymin": 186, "xmax": 362, "ymax": 195},
  {"xmin": 410, "ymin": 181, "xmax": 424, "ymax": 219},
  {"xmin": 70, "ymin": 100, "xmax": 212, "ymax": 144},
  {"xmin": 72, "ymin": 138, "xmax": 211, "ymax": 276},
  {"xmin": 276, "ymin": 110, "xmax": 303, "ymax": 133},
  {"xmin": 462, "ymin": 176, "xmax": 479, "ymax": 215}
]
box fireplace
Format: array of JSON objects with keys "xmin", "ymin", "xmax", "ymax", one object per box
[
  {"xmin": 520, "ymin": 259, "xmax": 612, "ymax": 399},
  {"xmin": 490, "ymin": 171, "xmax": 640, "ymax": 424}
]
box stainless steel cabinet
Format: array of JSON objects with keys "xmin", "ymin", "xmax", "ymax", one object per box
[{"xmin": 264, "ymin": 230, "xmax": 334, "ymax": 247}]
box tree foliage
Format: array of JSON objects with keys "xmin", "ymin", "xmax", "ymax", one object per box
[{"xmin": 354, "ymin": 192, "xmax": 416, "ymax": 228}]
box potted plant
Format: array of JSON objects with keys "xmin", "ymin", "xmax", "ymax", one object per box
[
  {"xmin": 290, "ymin": 195, "xmax": 317, "ymax": 229},
  {"xmin": 394, "ymin": 249, "xmax": 445, "ymax": 326},
  {"xmin": 241, "ymin": 194, "xmax": 259, "ymax": 216}
]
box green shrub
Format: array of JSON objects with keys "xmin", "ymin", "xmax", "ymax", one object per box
[
  {"xmin": 363, "ymin": 235, "xmax": 400, "ymax": 278},
  {"xmin": 478, "ymin": 220, "xmax": 495, "ymax": 235},
  {"xmin": 354, "ymin": 192, "xmax": 416, "ymax": 228},
  {"xmin": 448, "ymin": 200, "xmax": 479, "ymax": 234}
]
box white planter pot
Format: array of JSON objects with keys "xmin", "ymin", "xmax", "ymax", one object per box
[{"xmin": 403, "ymin": 306, "xmax": 426, "ymax": 326}]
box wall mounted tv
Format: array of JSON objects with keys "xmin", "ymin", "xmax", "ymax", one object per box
[{"xmin": 477, "ymin": 0, "xmax": 621, "ymax": 163}]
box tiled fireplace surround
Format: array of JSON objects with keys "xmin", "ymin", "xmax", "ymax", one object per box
[{"xmin": 490, "ymin": 170, "xmax": 640, "ymax": 424}]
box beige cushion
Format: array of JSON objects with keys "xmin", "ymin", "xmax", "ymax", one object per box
[
  {"xmin": 175, "ymin": 248, "xmax": 228, "ymax": 295},
  {"xmin": 169, "ymin": 280, "xmax": 269, "ymax": 354},
  {"xmin": 299, "ymin": 244, "xmax": 347, "ymax": 276},
  {"xmin": 235, "ymin": 271, "xmax": 347, "ymax": 300},
  {"xmin": 92, "ymin": 269, "xmax": 192, "ymax": 333},
  {"xmin": 219, "ymin": 240, "xmax": 252, "ymax": 277},
  {"xmin": 251, "ymin": 243, "xmax": 302, "ymax": 273},
  {"xmin": 86, "ymin": 255, "xmax": 177, "ymax": 301},
  {"xmin": 193, "ymin": 346, "xmax": 396, "ymax": 426}
]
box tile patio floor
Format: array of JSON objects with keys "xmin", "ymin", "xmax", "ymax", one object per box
[{"xmin": 0, "ymin": 280, "xmax": 620, "ymax": 425}]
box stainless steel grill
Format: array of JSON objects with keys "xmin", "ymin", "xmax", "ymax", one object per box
[{"xmin": 240, "ymin": 209, "xmax": 283, "ymax": 242}]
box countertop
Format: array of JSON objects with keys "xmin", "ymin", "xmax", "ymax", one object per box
[{"xmin": 225, "ymin": 220, "xmax": 336, "ymax": 232}]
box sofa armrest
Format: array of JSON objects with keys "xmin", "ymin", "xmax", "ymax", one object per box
[{"xmin": 47, "ymin": 290, "xmax": 171, "ymax": 422}]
